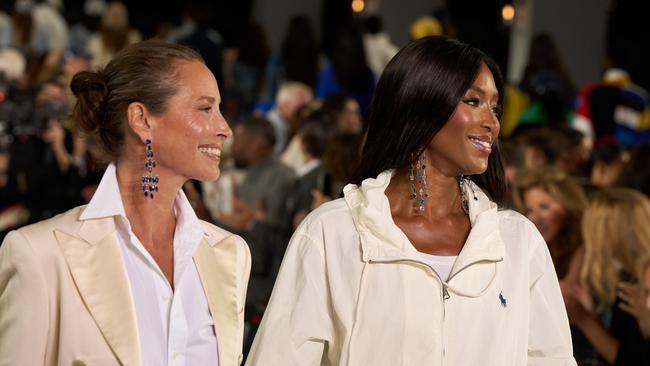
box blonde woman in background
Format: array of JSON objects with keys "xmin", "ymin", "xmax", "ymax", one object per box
[
  {"xmin": 512, "ymin": 169, "xmax": 588, "ymax": 281},
  {"xmin": 562, "ymin": 188, "xmax": 650, "ymax": 365}
]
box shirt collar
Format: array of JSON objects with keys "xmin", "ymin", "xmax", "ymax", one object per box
[
  {"xmin": 80, "ymin": 163, "xmax": 127, "ymax": 221},
  {"xmin": 80, "ymin": 163, "xmax": 204, "ymax": 237}
]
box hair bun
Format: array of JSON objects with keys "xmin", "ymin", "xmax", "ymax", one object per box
[{"xmin": 70, "ymin": 70, "xmax": 108, "ymax": 134}]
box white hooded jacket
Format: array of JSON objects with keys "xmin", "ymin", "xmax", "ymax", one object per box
[{"xmin": 247, "ymin": 171, "xmax": 576, "ymax": 365}]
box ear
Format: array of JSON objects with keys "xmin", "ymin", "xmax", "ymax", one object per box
[{"xmin": 126, "ymin": 102, "xmax": 152, "ymax": 144}]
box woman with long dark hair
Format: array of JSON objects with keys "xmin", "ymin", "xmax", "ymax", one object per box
[{"xmin": 246, "ymin": 36, "xmax": 574, "ymax": 365}]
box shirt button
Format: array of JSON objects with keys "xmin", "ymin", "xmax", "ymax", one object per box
[{"xmin": 172, "ymin": 351, "xmax": 179, "ymax": 359}]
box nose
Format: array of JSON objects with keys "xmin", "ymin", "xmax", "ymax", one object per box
[
  {"xmin": 481, "ymin": 106, "xmax": 500, "ymax": 136},
  {"xmin": 215, "ymin": 110, "xmax": 232, "ymax": 138}
]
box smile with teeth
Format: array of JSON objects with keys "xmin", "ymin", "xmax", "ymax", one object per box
[
  {"xmin": 468, "ymin": 137, "xmax": 492, "ymax": 153},
  {"xmin": 199, "ymin": 146, "xmax": 221, "ymax": 159}
]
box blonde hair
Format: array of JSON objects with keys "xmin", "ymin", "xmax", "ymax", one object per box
[
  {"xmin": 581, "ymin": 188, "xmax": 650, "ymax": 302},
  {"xmin": 512, "ymin": 169, "xmax": 588, "ymax": 278},
  {"xmin": 639, "ymin": 255, "xmax": 650, "ymax": 288}
]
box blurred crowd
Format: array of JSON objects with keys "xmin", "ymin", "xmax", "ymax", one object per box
[{"xmin": 1, "ymin": 1, "xmax": 650, "ymax": 365}]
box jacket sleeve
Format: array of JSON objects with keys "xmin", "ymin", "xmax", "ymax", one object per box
[
  {"xmin": 0, "ymin": 230, "xmax": 49, "ymax": 366},
  {"xmin": 526, "ymin": 226, "xmax": 577, "ymax": 366},
  {"xmin": 246, "ymin": 229, "xmax": 334, "ymax": 366}
]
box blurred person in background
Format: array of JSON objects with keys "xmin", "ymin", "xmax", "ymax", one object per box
[
  {"xmin": 562, "ymin": 188, "xmax": 650, "ymax": 365},
  {"xmin": 224, "ymin": 21, "xmax": 270, "ymax": 119},
  {"xmin": 514, "ymin": 127, "xmax": 569, "ymax": 171},
  {"xmin": 218, "ymin": 116, "xmax": 294, "ymax": 288},
  {"xmin": 316, "ymin": 23, "xmax": 375, "ymax": 117},
  {"xmin": 616, "ymin": 141, "xmax": 650, "ymax": 197},
  {"xmin": 362, "ymin": 15, "xmax": 399, "ymax": 79},
  {"xmin": 589, "ymin": 144, "xmax": 629, "ymax": 192},
  {"xmin": 512, "ymin": 169, "xmax": 588, "ymax": 281},
  {"xmin": 86, "ymin": 1, "xmax": 141, "ymax": 68},
  {"xmin": 170, "ymin": 0, "xmax": 225, "ymax": 89},
  {"xmin": 286, "ymin": 109, "xmax": 335, "ymax": 230},
  {"xmin": 260, "ymin": 15, "xmax": 320, "ymax": 107},
  {"xmin": 321, "ymin": 92, "xmax": 363, "ymax": 134},
  {"xmin": 264, "ymin": 81, "xmax": 313, "ymax": 155},
  {"xmin": 0, "ymin": 40, "xmax": 251, "ymax": 365},
  {"xmin": 518, "ymin": 33, "xmax": 574, "ymax": 129}
]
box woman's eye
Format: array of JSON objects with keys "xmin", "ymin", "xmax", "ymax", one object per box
[
  {"xmin": 492, "ymin": 105, "xmax": 503, "ymax": 118},
  {"xmin": 463, "ymin": 98, "xmax": 480, "ymax": 106},
  {"xmin": 200, "ymin": 107, "xmax": 212, "ymax": 113}
]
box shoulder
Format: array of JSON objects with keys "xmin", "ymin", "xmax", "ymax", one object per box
[
  {"xmin": 291, "ymin": 198, "xmax": 358, "ymax": 249},
  {"xmin": 200, "ymin": 220, "xmax": 248, "ymax": 250},
  {"xmin": 497, "ymin": 208, "xmax": 545, "ymax": 252},
  {"xmin": 10, "ymin": 206, "xmax": 86, "ymax": 245}
]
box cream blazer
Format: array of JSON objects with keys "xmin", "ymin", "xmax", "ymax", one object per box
[{"xmin": 0, "ymin": 205, "xmax": 251, "ymax": 366}]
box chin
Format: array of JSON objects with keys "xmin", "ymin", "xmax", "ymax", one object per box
[{"xmin": 194, "ymin": 168, "xmax": 221, "ymax": 182}]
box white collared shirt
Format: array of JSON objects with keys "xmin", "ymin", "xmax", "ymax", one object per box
[{"xmin": 80, "ymin": 163, "xmax": 219, "ymax": 366}]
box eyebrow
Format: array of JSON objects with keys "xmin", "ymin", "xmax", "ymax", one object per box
[
  {"xmin": 197, "ymin": 96, "xmax": 217, "ymax": 103},
  {"xmin": 468, "ymin": 85, "xmax": 499, "ymax": 101}
]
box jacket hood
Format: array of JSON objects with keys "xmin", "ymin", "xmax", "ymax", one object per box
[{"xmin": 343, "ymin": 170, "xmax": 506, "ymax": 297}]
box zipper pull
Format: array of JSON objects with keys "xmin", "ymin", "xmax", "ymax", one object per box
[{"xmin": 442, "ymin": 285, "xmax": 450, "ymax": 300}]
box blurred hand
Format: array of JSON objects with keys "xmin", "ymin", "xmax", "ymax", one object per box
[
  {"xmin": 560, "ymin": 281, "xmax": 595, "ymax": 327},
  {"xmin": 618, "ymin": 282, "xmax": 650, "ymax": 338},
  {"xmin": 42, "ymin": 120, "xmax": 65, "ymax": 147}
]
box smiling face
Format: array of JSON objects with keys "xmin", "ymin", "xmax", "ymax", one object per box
[
  {"xmin": 523, "ymin": 186, "xmax": 568, "ymax": 243},
  {"xmin": 150, "ymin": 61, "xmax": 231, "ymax": 182},
  {"xmin": 426, "ymin": 63, "xmax": 500, "ymax": 176}
]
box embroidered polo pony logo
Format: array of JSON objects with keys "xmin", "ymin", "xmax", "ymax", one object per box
[{"xmin": 499, "ymin": 291, "xmax": 507, "ymax": 307}]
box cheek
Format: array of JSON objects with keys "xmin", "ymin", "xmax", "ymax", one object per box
[{"xmin": 184, "ymin": 117, "xmax": 209, "ymax": 138}]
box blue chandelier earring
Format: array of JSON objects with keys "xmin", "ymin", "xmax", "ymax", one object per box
[
  {"xmin": 409, "ymin": 153, "xmax": 428, "ymax": 212},
  {"xmin": 141, "ymin": 138, "xmax": 159, "ymax": 199}
]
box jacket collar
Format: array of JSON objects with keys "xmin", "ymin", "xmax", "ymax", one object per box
[
  {"xmin": 194, "ymin": 233, "xmax": 244, "ymax": 366},
  {"xmin": 54, "ymin": 214, "xmax": 142, "ymax": 366},
  {"xmin": 343, "ymin": 170, "xmax": 505, "ymax": 275}
]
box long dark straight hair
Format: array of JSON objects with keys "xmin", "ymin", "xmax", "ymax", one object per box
[{"xmin": 350, "ymin": 36, "xmax": 507, "ymax": 204}]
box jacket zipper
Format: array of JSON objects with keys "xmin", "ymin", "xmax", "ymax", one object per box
[
  {"xmin": 368, "ymin": 256, "xmax": 502, "ymax": 365},
  {"xmin": 368, "ymin": 258, "xmax": 449, "ymax": 364}
]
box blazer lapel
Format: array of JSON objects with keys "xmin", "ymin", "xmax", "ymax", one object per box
[
  {"xmin": 194, "ymin": 235, "xmax": 241, "ymax": 366},
  {"xmin": 55, "ymin": 218, "xmax": 141, "ymax": 366}
]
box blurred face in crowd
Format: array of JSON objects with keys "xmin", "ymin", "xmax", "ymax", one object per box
[
  {"xmin": 150, "ymin": 61, "xmax": 231, "ymax": 182},
  {"xmin": 338, "ymin": 98, "xmax": 362, "ymax": 134},
  {"xmin": 230, "ymin": 124, "xmax": 270, "ymax": 169},
  {"xmin": 427, "ymin": 63, "xmax": 500, "ymax": 176},
  {"xmin": 523, "ymin": 186, "xmax": 567, "ymax": 244}
]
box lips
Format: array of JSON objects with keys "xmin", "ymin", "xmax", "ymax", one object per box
[{"xmin": 468, "ymin": 135, "xmax": 492, "ymax": 154}]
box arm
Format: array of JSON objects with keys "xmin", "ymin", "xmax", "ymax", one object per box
[
  {"xmin": 0, "ymin": 230, "xmax": 49, "ymax": 365},
  {"xmin": 527, "ymin": 229, "xmax": 577, "ymax": 365},
  {"xmin": 245, "ymin": 231, "xmax": 333, "ymax": 365}
]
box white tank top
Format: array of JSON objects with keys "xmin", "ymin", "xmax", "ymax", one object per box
[{"xmin": 419, "ymin": 252, "xmax": 458, "ymax": 281}]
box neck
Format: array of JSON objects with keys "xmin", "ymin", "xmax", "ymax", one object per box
[
  {"xmin": 386, "ymin": 164, "xmax": 465, "ymax": 219},
  {"xmin": 116, "ymin": 158, "xmax": 184, "ymax": 243}
]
